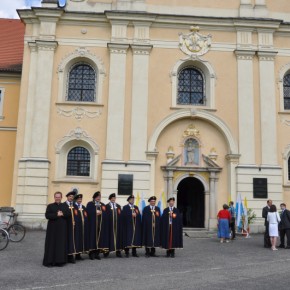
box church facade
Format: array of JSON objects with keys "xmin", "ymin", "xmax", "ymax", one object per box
[{"xmin": 4, "ymin": 0, "xmax": 290, "ymax": 230}]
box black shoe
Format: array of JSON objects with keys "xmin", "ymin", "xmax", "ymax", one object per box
[
  {"xmin": 285, "ymin": 246, "xmax": 290, "ymax": 249},
  {"xmin": 125, "ymin": 252, "xmax": 129, "ymax": 258},
  {"xmin": 103, "ymin": 252, "xmax": 109, "ymax": 258},
  {"xmin": 150, "ymin": 253, "xmax": 159, "ymax": 257},
  {"xmin": 278, "ymin": 245, "xmax": 285, "ymax": 248},
  {"xmin": 89, "ymin": 252, "xmax": 95, "ymax": 260},
  {"xmin": 56, "ymin": 263, "xmax": 65, "ymax": 267},
  {"xmin": 95, "ymin": 255, "xmax": 101, "ymax": 260},
  {"xmin": 75, "ymin": 254, "xmax": 84, "ymax": 261},
  {"xmin": 132, "ymin": 253, "xmax": 139, "ymax": 257},
  {"xmin": 68, "ymin": 256, "xmax": 76, "ymax": 264},
  {"xmin": 116, "ymin": 251, "xmax": 122, "ymax": 258}
]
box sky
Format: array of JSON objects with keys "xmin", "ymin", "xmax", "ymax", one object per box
[{"xmin": 0, "ymin": 0, "xmax": 42, "ymax": 19}]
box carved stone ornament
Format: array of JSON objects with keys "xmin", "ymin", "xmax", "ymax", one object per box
[
  {"xmin": 56, "ymin": 127, "xmax": 99, "ymax": 154},
  {"xmin": 166, "ymin": 146, "xmax": 175, "ymax": 163},
  {"xmin": 183, "ymin": 124, "xmax": 200, "ymax": 138},
  {"xmin": 208, "ymin": 148, "xmax": 218, "ymax": 161},
  {"xmin": 57, "ymin": 107, "xmax": 102, "ymax": 120},
  {"xmin": 179, "ymin": 26, "xmax": 212, "ymax": 57}
]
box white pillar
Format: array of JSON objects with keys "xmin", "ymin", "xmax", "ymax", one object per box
[
  {"xmin": 235, "ymin": 50, "xmax": 256, "ymax": 165},
  {"xmin": 209, "ymin": 172, "xmax": 217, "ymax": 229},
  {"xmin": 226, "ymin": 154, "xmax": 240, "ymax": 203},
  {"xmin": 30, "ymin": 41, "xmax": 58, "ymax": 158},
  {"xmin": 258, "ymin": 51, "xmax": 278, "ymax": 165},
  {"xmin": 106, "ymin": 43, "xmax": 129, "ymax": 160},
  {"xmin": 130, "ymin": 45, "xmax": 152, "ymax": 161},
  {"xmin": 23, "ymin": 43, "xmax": 38, "ymax": 157}
]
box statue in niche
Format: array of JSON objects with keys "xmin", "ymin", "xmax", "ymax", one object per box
[{"xmin": 184, "ymin": 138, "xmax": 199, "ymax": 165}]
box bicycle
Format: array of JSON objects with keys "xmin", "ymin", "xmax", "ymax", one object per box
[
  {"xmin": 1, "ymin": 210, "xmax": 26, "ymax": 242},
  {"xmin": 0, "ymin": 228, "xmax": 9, "ymax": 250}
]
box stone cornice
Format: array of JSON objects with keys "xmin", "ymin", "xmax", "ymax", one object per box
[
  {"xmin": 35, "ymin": 40, "xmax": 58, "ymax": 51},
  {"xmin": 257, "ymin": 51, "xmax": 278, "ymax": 61},
  {"xmin": 107, "ymin": 43, "xmax": 129, "ymax": 54},
  {"xmin": 131, "ymin": 44, "xmax": 153, "ymax": 55},
  {"xmin": 234, "ymin": 49, "xmax": 255, "ymax": 60}
]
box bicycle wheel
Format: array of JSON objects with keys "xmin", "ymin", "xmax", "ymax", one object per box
[
  {"xmin": 8, "ymin": 224, "xmax": 26, "ymax": 242},
  {"xmin": 0, "ymin": 229, "xmax": 9, "ymax": 250}
]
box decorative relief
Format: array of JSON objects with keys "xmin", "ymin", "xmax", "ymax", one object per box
[
  {"xmin": 166, "ymin": 146, "xmax": 175, "ymax": 163},
  {"xmin": 36, "ymin": 41, "xmax": 58, "ymax": 51},
  {"xmin": 183, "ymin": 124, "xmax": 200, "ymax": 138},
  {"xmin": 280, "ymin": 116, "xmax": 290, "ymax": 126},
  {"xmin": 179, "ymin": 26, "xmax": 212, "ymax": 57},
  {"xmin": 56, "ymin": 127, "xmax": 99, "ymax": 154},
  {"xmin": 208, "ymin": 148, "xmax": 218, "ymax": 161},
  {"xmin": 57, "ymin": 107, "xmax": 102, "ymax": 120},
  {"xmin": 58, "ymin": 47, "xmax": 105, "ymax": 74}
]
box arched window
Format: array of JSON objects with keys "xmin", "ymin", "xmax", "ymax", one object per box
[
  {"xmin": 67, "ymin": 63, "xmax": 96, "ymax": 102},
  {"xmin": 284, "ymin": 73, "xmax": 290, "ymax": 110},
  {"xmin": 67, "ymin": 146, "xmax": 91, "ymax": 176},
  {"xmin": 177, "ymin": 67, "xmax": 205, "ymax": 105}
]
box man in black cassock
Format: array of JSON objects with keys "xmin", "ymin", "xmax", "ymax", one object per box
[
  {"xmin": 104, "ymin": 193, "xmax": 122, "ymax": 258},
  {"xmin": 43, "ymin": 191, "xmax": 68, "ymax": 267},
  {"xmin": 73, "ymin": 193, "xmax": 89, "ymax": 260},
  {"xmin": 161, "ymin": 197, "xmax": 183, "ymax": 258},
  {"xmin": 142, "ymin": 196, "xmax": 161, "ymax": 257},
  {"xmin": 121, "ymin": 195, "xmax": 142, "ymax": 258},
  {"xmin": 63, "ymin": 191, "xmax": 76, "ymax": 263},
  {"xmin": 86, "ymin": 191, "xmax": 109, "ymax": 260}
]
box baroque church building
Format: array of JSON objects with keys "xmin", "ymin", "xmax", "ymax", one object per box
[{"xmin": 1, "ymin": 0, "xmax": 290, "ymax": 231}]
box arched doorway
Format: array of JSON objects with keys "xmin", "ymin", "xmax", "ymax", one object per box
[{"xmin": 177, "ymin": 177, "xmax": 205, "ymax": 228}]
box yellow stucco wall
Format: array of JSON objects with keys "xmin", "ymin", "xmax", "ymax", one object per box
[{"xmin": 0, "ymin": 75, "xmax": 20, "ymax": 206}]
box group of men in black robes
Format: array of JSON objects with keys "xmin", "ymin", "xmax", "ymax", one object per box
[{"xmin": 43, "ymin": 191, "xmax": 183, "ymax": 267}]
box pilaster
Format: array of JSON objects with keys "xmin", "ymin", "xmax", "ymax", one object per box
[{"xmin": 235, "ymin": 49, "xmax": 256, "ymax": 165}]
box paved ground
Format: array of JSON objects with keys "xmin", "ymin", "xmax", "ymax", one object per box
[{"xmin": 1, "ymin": 231, "xmax": 290, "ymax": 290}]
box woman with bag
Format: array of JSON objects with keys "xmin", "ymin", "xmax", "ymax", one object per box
[{"xmin": 267, "ymin": 204, "xmax": 281, "ymax": 251}]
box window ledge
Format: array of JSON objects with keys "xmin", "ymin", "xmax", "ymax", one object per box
[
  {"xmin": 52, "ymin": 178, "xmax": 98, "ymax": 184},
  {"xmin": 278, "ymin": 111, "xmax": 290, "ymax": 115},
  {"xmin": 283, "ymin": 184, "xmax": 290, "ymax": 188},
  {"xmin": 170, "ymin": 106, "xmax": 217, "ymax": 112},
  {"xmin": 56, "ymin": 102, "xmax": 104, "ymax": 107}
]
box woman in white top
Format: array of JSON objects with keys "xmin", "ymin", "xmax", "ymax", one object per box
[{"xmin": 267, "ymin": 204, "xmax": 281, "ymax": 250}]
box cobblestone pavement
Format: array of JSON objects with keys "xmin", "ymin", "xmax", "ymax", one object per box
[{"xmin": 1, "ymin": 231, "xmax": 290, "ymax": 290}]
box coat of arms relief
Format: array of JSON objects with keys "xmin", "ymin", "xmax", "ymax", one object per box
[{"xmin": 179, "ymin": 26, "xmax": 212, "ymax": 57}]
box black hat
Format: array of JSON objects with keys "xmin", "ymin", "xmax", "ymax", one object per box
[
  {"xmin": 127, "ymin": 195, "xmax": 135, "ymax": 202},
  {"xmin": 92, "ymin": 191, "xmax": 101, "ymax": 199},
  {"xmin": 66, "ymin": 191, "xmax": 75, "ymax": 197},
  {"xmin": 108, "ymin": 193, "xmax": 116, "ymax": 200},
  {"xmin": 74, "ymin": 194, "xmax": 83, "ymax": 200},
  {"xmin": 148, "ymin": 196, "xmax": 157, "ymax": 202},
  {"xmin": 167, "ymin": 197, "xmax": 175, "ymax": 203}
]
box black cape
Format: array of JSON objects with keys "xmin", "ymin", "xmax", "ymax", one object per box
[
  {"xmin": 73, "ymin": 204, "xmax": 89, "ymax": 254},
  {"xmin": 86, "ymin": 201, "xmax": 109, "ymax": 252},
  {"xmin": 161, "ymin": 207, "xmax": 183, "ymax": 249},
  {"xmin": 63, "ymin": 201, "xmax": 76, "ymax": 255},
  {"xmin": 121, "ymin": 204, "xmax": 142, "ymax": 248},
  {"xmin": 106, "ymin": 203, "xmax": 122, "ymax": 252},
  {"xmin": 43, "ymin": 202, "xmax": 68, "ymax": 266},
  {"xmin": 142, "ymin": 205, "xmax": 161, "ymax": 248}
]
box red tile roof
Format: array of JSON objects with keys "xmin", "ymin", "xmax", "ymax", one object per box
[{"xmin": 0, "ymin": 18, "xmax": 25, "ymax": 73}]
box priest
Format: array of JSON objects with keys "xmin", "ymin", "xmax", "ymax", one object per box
[
  {"xmin": 104, "ymin": 193, "xmax": 123, "ymax": 258},
  {"xmin": 86, "ymin": 191, "xmax": 109, "ymax": 260},
  {"xmin": 63, "ymin": 190, "xmax": 77, "ymax": 263},
  {"xmin": 43, "ymin": 191, "xmax": 68, "ymax": 267},
  {"xmin": 73, "ymin": 193, "xmax": 89, "ymax": 260},
  {"xmin": 121, "ymin": 195, "xmax": 142, "ymax": 257},
  {"xmin": 142, "ymin": 196, "xmax": 161, "ymax": 257},
  {"xmin": 161, "ymin": 197, "xmax": 183, "ymax": 258}
]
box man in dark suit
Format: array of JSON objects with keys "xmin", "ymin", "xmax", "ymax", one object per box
[
  {"xmin": 142, "ymin": 196, "xmax": 161, "ymax": 257},
  {"xmin": 262, "ymin": 199, "xmax": 272, "ymax": 248},
  {"xmin": 279, "ymin": 203, "xmax": 290, "ymax": 249}
]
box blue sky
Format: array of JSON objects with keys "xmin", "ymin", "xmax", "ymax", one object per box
[{"xmin": 0, "ymin": 0, "xmax": 42, "ymax": 18}]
